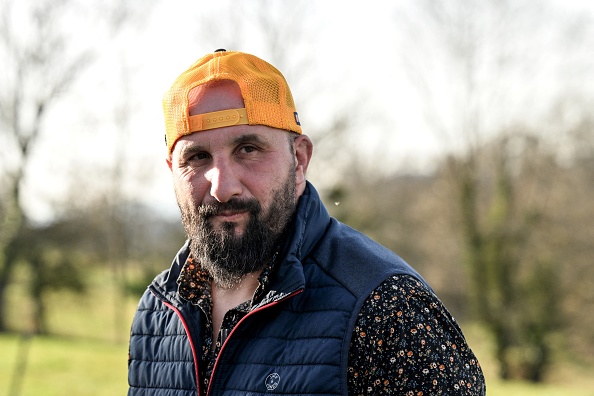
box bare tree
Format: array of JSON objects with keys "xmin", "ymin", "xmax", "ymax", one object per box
[
  {"xmin": 394, "ymin": 0, "xmax": 591, "ymax": 381},
  {"xmin": 0, "ymin": 0, "xmax": 155, "ymax": 333},
  {"xmin": 0, "ymin": 0, "xmax": 92, "ymax": 332}
]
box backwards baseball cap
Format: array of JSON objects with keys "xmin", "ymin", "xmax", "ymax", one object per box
[{"xmin": 163, "ymin": 49, "xmax": 302, "ymax": 153}]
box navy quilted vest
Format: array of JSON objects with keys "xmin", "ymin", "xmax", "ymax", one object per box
[{"xmin": 128, "ymin": 183, "xmax": 429, "ymax": 396}]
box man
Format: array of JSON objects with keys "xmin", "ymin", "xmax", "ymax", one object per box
[{"xmin": 128, "ymin": 49, "xmax": 486, "ymax": 396}]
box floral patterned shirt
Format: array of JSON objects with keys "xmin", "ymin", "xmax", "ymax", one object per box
[
  {"xmin": 348, "ymin": 275, "xmax": 485, "ymax": 395},
  {"xmin": 177, "ymin": 256, "xmax": 485, "ymax": 395}
]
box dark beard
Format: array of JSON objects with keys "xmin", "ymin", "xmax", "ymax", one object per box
[{"xmin": 178, "ymin": 172, "xmax": 296, "ymax": 289}]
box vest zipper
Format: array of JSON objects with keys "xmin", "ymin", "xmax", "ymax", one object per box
[{"xmin": 205, "ymin": 288, "xmax": 303, "ymax": 395}]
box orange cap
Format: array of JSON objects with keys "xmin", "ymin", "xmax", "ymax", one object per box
[{"xmin": 163, "ymin": 50, "xmax": 302, "ymax": 153}]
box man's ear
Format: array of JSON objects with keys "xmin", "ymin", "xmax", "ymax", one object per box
[
  {"xmin": 294, "ymin": 135, "xmax": 313, "ymax": 195},
  {"xmin": 166, "ymin": 155, "xmax": 173, "ymax": 171}
]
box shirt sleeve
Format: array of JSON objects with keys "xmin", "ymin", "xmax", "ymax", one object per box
[{"xmin": 347, "ymin": 275, "xmax": 485, "ymax": 395}]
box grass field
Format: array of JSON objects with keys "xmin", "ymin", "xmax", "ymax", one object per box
[
  {"xmin": 2, "ymin": 270, "xmax": 594, "ymax": 395},
  {"xmin": 1, "ymin": 334, "xmax": 129, "ymax": 395}
]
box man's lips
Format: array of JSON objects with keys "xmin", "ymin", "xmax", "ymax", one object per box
[
  {"xmin": 212, "ymin": 210, "xmax": 248, "ymax": 221},
  {"xmin": 199, "ymin": 199, "xmax": 259, "ymax": 223}
]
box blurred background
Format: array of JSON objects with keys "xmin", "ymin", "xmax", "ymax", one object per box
[{"xmin": 1, "ymin": 0, "xmax": 593, "ymax": 394}]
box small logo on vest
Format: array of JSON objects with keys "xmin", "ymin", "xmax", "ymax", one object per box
[{"xmin": 265, "ymin": 372, "xmax": 281, "ymax": 391}]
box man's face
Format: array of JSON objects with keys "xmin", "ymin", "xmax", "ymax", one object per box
[
  {"xmin": 166, "ymin": 81, "xmax": 311, "ymax": 288},
  {"xmin": 170, "ymin": 125, "xmax": 298, "ymax": 288}
]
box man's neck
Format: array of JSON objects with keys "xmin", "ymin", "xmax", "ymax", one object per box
[{"xmin": 211, "ymin": 270, "xmax": 262, "ymax": 344}]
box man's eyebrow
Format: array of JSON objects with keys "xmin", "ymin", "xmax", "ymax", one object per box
[
  {"xmin": 177, "ymin": 133, "xmax": 270, "ymax": 157},
  {"xmin": 232, "ymin": 133, "xmax": 269, "ymax": 146}
]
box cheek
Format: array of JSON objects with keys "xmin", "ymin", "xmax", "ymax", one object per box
[
  {"xmin": 250, "ymin": 165, "xmax": 293, "ymax": 204},
  {"xmin": 173, "ymin": 170, "xmax": 208, "ymax": 202}
]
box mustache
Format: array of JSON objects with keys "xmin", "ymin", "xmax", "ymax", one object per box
[{"xmin": 197, "ymin": 198, "xmax": 260, "ymax": 218}]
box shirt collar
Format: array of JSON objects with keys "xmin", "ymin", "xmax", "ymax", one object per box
[{"xmin": 177, "ymin": 251, "xmax": 279, "ymax": 309}]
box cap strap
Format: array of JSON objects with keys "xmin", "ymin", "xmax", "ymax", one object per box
[{"xmin": 188, "ymin": 108, "xmax": 248, "ymax": 132}]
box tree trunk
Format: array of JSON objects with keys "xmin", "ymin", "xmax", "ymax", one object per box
[
  {"xmin": 30, "ymin": 255, "xmax": 47, "ymax": 335},
  {"xmin": 0, "ymin": 233, "xmax": 22, "ymax": 332},
  {"xmin": 0, "ymin": 178, "xmax": 25, "ymax": 332}
]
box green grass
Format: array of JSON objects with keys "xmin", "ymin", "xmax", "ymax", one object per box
[
  {"xmin": 2, "ymin": 268, "xmax": 594, "ymax": 395},
  {"xmin": 462, "ymin": 323, "xmax": 594, "ymax": 396},
  {"xmin": 2, "ymin": 267, "xmax": 137, "ymax": 395},
  {"xmin": 487, "ymin": 380, "xmax": 594, "ymax": 396},
  {"xmin": 1, "ymin": 334, "xmax": 129, "ymax": 396}
]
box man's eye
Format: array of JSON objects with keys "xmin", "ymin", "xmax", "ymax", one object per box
[
  {"xmin": 239, "ymin": 145, "xmax": 257, "ymax": 154},
  {"xmin": 188, "ymin": 152, "xmax": 210, "ymax": 161}
]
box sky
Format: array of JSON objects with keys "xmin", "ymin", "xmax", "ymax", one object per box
[{"xmin": 4, "ymin": 0, "xmax": 593, "ymax": 223}]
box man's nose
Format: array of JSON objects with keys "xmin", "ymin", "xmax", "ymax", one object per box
[{"xmin": 204, "ymin": 160, "xmax": 242, "ymax": 203}]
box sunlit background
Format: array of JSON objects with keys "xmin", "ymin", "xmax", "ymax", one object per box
[{"xmin": 1, "ymin": 0, "xmax": 594, "ymax": 395}]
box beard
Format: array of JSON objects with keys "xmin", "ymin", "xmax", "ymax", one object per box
[{"xmin": 176, "ymin": 170, "xmax": 297, "ymax": 289}]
